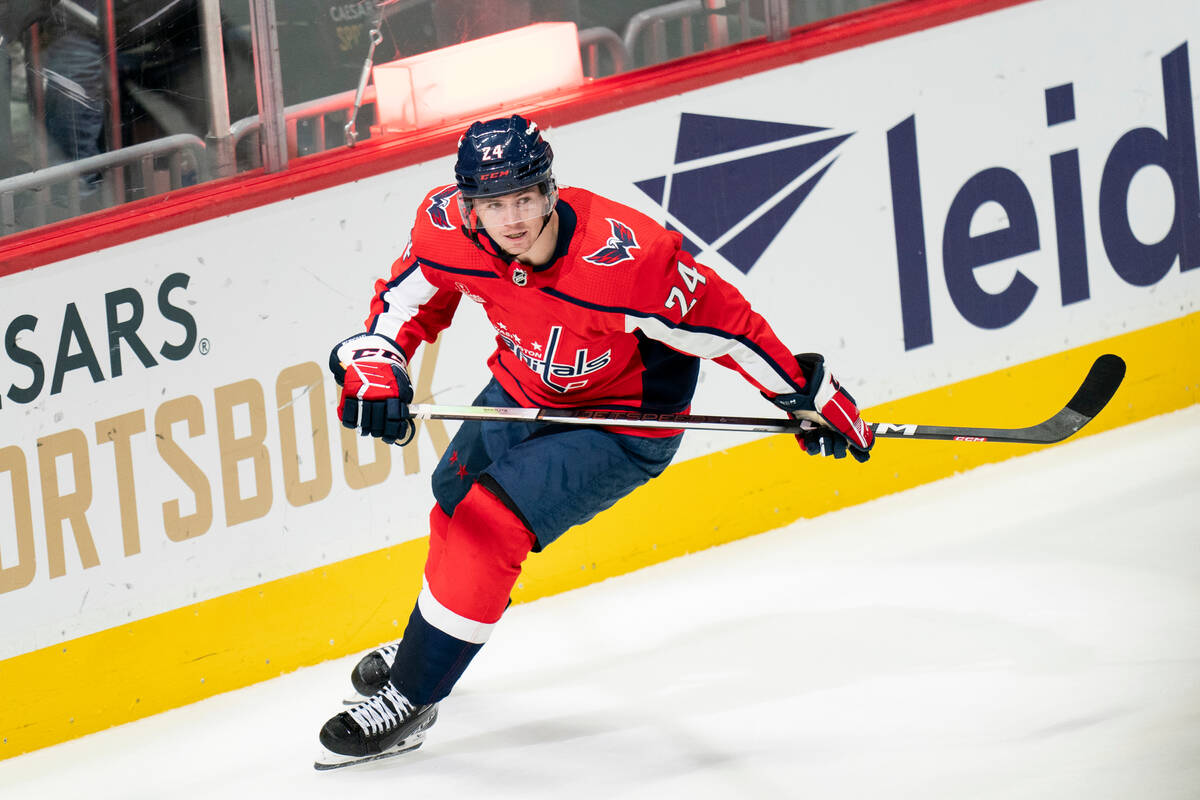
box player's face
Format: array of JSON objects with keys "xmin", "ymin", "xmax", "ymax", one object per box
[{"xmin": 473, "ymin": 188, "xmax": 550, "ymax": 255}]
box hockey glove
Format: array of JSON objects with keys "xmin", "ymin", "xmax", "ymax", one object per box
[
  {"xmin": 329, "ymin": 333, "xmax": 415, "ymax": 446},
  {"xmin": 768, "ymin": 354, "xmax": 874, "ymax": 463}
]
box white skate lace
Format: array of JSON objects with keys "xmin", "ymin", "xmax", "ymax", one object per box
[
  {"xmin": 377, "ymin": 641, "xmax": 400, "ymax": 668},
  {"xmin": 347, "ymin": 684, "xmax": 413, "ymax": 736}
]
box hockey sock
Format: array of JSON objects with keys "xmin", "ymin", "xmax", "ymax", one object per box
[
  {"xmin": 388, "ymin": 601, "xmax": 483, "ymax": 705},
  {"xmin": 389, "ymin": 483, "xmax": 536, "ymax": 704}
]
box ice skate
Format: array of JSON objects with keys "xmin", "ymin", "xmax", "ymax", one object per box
[
  {"xmin": 347, "ymin": 640, "xmax": 400, "ymax": 700},
  {"xmin": 315, "ymin": 683, "xmax": 438, "ymax": 770}
]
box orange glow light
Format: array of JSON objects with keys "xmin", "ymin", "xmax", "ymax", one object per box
[{"xmin": 373, "ymin": 22, "xmax": 585, "ymax": 132}]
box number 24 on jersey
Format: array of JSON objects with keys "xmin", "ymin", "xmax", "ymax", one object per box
[{"xmin": 664, "ymin": 260, "xmax": 707, "ymax": 317}]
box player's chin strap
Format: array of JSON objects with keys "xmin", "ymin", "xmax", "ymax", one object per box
[
  {"xmin": 524, "ymin": 209, "xmax": 555, "ymax": 257},
  {"xmin": 461, "ymin": 222, "xmax": 515, "ymax": 264},
  {"xmin": 459, "ymin": 207, "xmax": 555, "ymax": 266}
]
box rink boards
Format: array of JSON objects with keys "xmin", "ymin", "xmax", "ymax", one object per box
[{"xmin": 1, "ymin": 0, "xmax": 1198, "ymax": 758}]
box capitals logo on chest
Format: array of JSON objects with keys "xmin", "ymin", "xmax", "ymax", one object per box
[
  {"xmin": 497, "ymin": 324, "xmax": 611, "ymax": 393},
  {"xmin": 583, "ymin": 217, "xmax": 640, "ymax": 265}
]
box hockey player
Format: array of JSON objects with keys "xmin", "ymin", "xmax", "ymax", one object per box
[{"xmin": 318, "ymin": 114, "xmax": 874, "ymax": 766}]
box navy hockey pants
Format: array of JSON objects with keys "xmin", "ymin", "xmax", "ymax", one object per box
[{"xmin": 430, "ymin": 378, "xmax": 683, "ymax": 551}]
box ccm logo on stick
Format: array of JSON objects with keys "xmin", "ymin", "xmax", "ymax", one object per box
[{"xmin": 874, "ymin": 422, "xmax": 918, "ymax": 435}]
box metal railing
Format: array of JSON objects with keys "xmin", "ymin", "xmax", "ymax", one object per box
[
  {"xmin": 0, "ymin": 134, "xmax": 206, "ymax": 236},
  {"xmin": 1, "ymin": 22, "xmax": 631, "ymax": 232},
  {"xmin": 230, "ymin": 85, "xmax": 379, "ymax": 170},
  {"xmin": 624, "ymin": 0, "xmax": 756, "ymax": 68},
  {"xmin": 791, "ymin": 0, "xmax": 885, "ymax": 26},
  {"xmin": 1, "ymin": 7, "xmax": 811, "ymax": 236},
  {"xmin": 229, "ymin": 27, "xmax": 631, "ymax": 167},
  {"xmin": 579, "ymin": 27, "xmax": 630, "ymax": 78}
]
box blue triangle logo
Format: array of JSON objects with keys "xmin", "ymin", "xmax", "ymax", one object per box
[
  {"xmin": 635, "ymin": 115, "xmax": 852, "ymax": 274},
  {"xmin": 667, "ymin": 135, "xmax": 850, "ymax": 245},
  {"xmin": 633, "ymin": 175, "xmax": 666, "ymax": 205},
  {"xmin": 674, "ymin": 113, "xmax": 827, "ymax": 162},
  {"xmin": 719, "ymin": 161, "xmax": 836, "ymax": 272}
]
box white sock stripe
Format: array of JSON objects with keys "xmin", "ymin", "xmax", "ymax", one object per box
[{"xmin": 417, "ymin": 580, "xmax": 497, "ymax": 644}]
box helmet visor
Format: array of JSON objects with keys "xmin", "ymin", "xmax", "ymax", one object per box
[{"xmin": 458, "ymin": 184, "xmax": 556, "ymax": 233}]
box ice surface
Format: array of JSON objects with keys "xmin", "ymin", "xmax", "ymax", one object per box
[{"xmin": 3, "ymin": 406, "xmax": 1199, "ymax": 799}]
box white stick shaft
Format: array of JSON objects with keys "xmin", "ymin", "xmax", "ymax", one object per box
[{"xmin": 405, "ymin": 404, "xmax": 797, "ymax": 433}]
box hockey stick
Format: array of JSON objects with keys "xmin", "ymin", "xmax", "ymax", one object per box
[
  {"xmin": 406, "ymin": 354, "xmax": 1126, "ymax": 445},
  {"xmin": 866, "ymin": 352, "xmax": 1125, "ymax": 443}
]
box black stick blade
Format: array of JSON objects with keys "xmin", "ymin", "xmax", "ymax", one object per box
[{"xmin": 1066, "ymin": 354, "xmax": 1126, "ymax": 420}]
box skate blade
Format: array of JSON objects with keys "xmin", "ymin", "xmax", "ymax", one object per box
[{"xmin": 313, "ymin": 734, "xmax": 426, "ymax": 771}]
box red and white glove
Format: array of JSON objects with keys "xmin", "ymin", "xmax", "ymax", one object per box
[
  {"xmin": 769, "ymin": 354, "xmax": 874, "ymax": 463},
  {"xmin": 328, "ymin": 333, "xmax": 415, "ymax": 446}
]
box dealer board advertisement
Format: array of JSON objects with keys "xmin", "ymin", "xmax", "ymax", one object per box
[{"xmin": 0, "ymin": 0, "xmax": 1197, "ymax": 666}]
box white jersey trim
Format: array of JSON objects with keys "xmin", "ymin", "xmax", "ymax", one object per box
[
  {"xmin": 628, "ymin": 314, "xmax": 797, "ymax": 395},
  {"xmin": 373, "ymin": 265, "xmax": 440, "ymax": 342},
  {"xmin": 417, "ymin": 579, "xmax": 497, "ymax": 644}
]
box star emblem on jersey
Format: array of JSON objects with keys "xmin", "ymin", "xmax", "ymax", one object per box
[
  {"xmin": 634, "ymin": 113, "xmax": 853, "ymax": 274},
  {"xmin": 425, "ymin": 185, "xmax": 459, "ymax": 231},
  {"xmin": 583, "ymin": 217, "xmax": 641, "ymax": 266}
]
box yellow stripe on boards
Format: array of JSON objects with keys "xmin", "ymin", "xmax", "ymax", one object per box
[
  {"xmin": 0, "ymin": 539, "xmax": 430, "ymax": 759},
  {"xmin": 1, "ymin": 311, "xmax": 1196, "ymax": 760}
]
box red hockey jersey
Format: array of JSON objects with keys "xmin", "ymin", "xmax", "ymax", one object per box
[{"xmin": 364, "ymin": 185, "xmax": 808, "ymax": 436}]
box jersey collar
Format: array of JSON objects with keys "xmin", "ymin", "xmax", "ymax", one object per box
[{"xmin": 533, "ymin": 198, "xmax": 576, "ymax": 273}]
